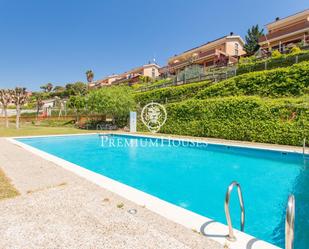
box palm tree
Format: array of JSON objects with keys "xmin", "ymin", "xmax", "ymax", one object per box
[
  {"xmin": 86, "ymin": 70, "xmax": 94, "ymax": 89},
  {"xmin": 11, "ymin": 87, "xmax": 28, "ymax": 129},
  {"xmin": 0, "ymin": 89, "xmax": 12, "ymax": 128}
]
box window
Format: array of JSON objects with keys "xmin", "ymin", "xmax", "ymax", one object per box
[
  {"xmin": 152, "ymin": 68, "xmax": 156, "ymax": 78},
  {"xmin": 235, "ymin": 43, "xmax": 239, "ymax": 56}
]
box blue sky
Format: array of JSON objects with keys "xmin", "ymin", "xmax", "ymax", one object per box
[{"xmin": 0, "ymin": 0, "xmax": 308, "ymax": 90}]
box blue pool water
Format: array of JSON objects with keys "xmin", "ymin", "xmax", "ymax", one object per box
[{"xmin": 17, "ymin": 134, "xmax": 309, "ymax": 248}]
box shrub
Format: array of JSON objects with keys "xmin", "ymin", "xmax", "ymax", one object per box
[
  {"xmin": 134, "ymin": 81, "xmax": 211, "ymax": 106},
  {"xmin": 87, "ymin": 86, "xmax": 135, "ymax": 126},
  {"xmin": 237, "ymin": 50, "xmax": 309, "ymax": 75},
  {"xmin": 196, "ymin": 61, "xmax": 309, "ymax": 99},
  {"xmin": 290, "ymin": 46, "xmax": 301, "ymax": 55},
  {"xmin": 271, "ymin": 50, "xmax": 282, "ymax": 58},
  {"xmin": 159, "ymin": 96, "xmax": 309, "ymax": 146},
  {"xmin": 133, "ymin": 78, "xmax": 173, "ymax": 91},
  {"xmin": 238, "ymin": 55, "xmax": 257, "ymax": 65}
]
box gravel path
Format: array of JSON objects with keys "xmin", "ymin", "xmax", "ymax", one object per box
[{"xmin": 0, "ymin": 138, "xmax": 221, "ymax": 249}]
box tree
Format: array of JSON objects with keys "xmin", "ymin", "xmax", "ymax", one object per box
[
  {"xmin": 11, "ymin": 87, "xmax": 28, "ymax": 129},
  {"xmin": 87, "ymin": 87, "xmax": 135, "ymax": 125},
  {"xmin": 68, "ymin": 95, "xmax": 86, "ymax": 121},
  {"xmin": 53, "ymin": 86, "xmax": 65, "ymax": 93},
  {"xmin": 86, "ymin": 70, "xmax": 94, "ymax": 85},
  {"xmin": 32, "ymin": 92, "xmax": 44, "ymax": 119},
  {"xmin": 40, "ymin": 83, "xmax": 53, "ymax": 93},
  {"xmin": 65, "ymin": 82, "xmax": 87, "ymax": 96},
  {"xmin": 0, "ymin": 89, "xmax": 12, "ymax": 128},
  {"xmin": 244, "ymin": 25, "xmax": 264, "ymax": 56}
]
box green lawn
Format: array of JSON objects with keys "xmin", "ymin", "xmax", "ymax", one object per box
[
  {"xmin": 0, "ymin": 125, "xmax": 94, "ymax": 137},
  {"xmin": 0, "ymin": 168, "xmax": 19, "ymax": 200}
]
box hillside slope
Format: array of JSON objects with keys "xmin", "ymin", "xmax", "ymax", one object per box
[{"xmin": 137, "ymin": 61, "xmax": 309, "ymax": 146}]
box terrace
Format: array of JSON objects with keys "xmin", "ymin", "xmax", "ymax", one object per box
[
  {"xmin": 259, "ymin": 20, "xmax": 309, "ymax": 43},
  {"xmin": 167, "ymin": 35, "xmax": 245, "ymax": 75},
  {"xmin": 259, "ymin": 9, "xmax": 309, "ymax": 50},
  {"xmin": 168, "ymin": 48, "xmax": 219, "ymax": 71}
]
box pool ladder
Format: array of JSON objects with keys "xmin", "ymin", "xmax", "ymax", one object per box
[
  {"xmin": 285, "ymin": 195, "xmax": 295, "ymax": 249},
  {"xmin": 224, "ymin": 181, "xmax": 245, "ymax": 241},
  {"xmin": 303, "ymin": 138, "xmax": 309, "ymax": 159},
  {"xmin": 224, "ymin": 182, "xmax": 295, "ymax": 249}
]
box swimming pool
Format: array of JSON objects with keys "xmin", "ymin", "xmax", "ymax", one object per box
[{"xmin": 15, "ymin": 134, "xmax": 309, "ymax": 249}]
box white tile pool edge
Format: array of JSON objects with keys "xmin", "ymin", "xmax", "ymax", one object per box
[
  {"xmin": 11, "ymin": 131, "xmax": 305, "ymax": 155},
  {"xmin": 118, "ymin": 132, "xmax": 304, "ymax": 155},
  {"xmin": 8, "ymin": 136, "xmax": 281, "ymax": 249}
]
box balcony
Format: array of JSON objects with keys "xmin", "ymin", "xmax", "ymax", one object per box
[
  {"xmin": 259, "ymin": 20, "xmax": 309, "ymax": 43},
  {"xmin": 169, "ymin": 49, "xmax": 219, "ymax": 70}
]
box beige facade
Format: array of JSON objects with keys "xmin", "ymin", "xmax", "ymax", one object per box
[
  {"xmin": 143, "ymin": 65, "xmax": 160, "ymax": 78},
  {"xmin": 167, "ymin": 34, "xmax": 245, "ymax": 74},
  {"xmin": 91, "ymin": 63, "xmax": 160, "ymax": 88},
  {"xmin": 259, "ymin": 9, "xmax": 309, "ymax": 51}
]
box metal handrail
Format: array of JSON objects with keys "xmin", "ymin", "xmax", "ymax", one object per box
[
  {"xmin": 224, "ymin": 181, "xmax": 245, "ymax": 241},
  {"xmin": 285, "ymin": 195, "xmax": 295, "ymax": 249},
  {"xmin": 303, "ymin": 138, "xmax": 306, "ymax": 156}
]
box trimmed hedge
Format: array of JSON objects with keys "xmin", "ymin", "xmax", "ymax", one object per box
[
  {"xmin": 134, "ymin": 80, "xmax": 211, "ymax": 105},
  {"xmin": 237, "ymin": 50, "xmax": 309, "ymax": 75},
  {"xmin": 196, "ymin": 61, "xmax": 309, "ymax": 99},
  {"xmin": 159, "ymin": 96, "xmax": 309, "ymax": 146}
]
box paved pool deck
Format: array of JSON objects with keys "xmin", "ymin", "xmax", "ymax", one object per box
[{"xmin": 0, "ymin": 138, "xmax": 222, "ymax": 249}]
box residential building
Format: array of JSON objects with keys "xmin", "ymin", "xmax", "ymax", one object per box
[
  {"xmin": 90, "ymin": 75, "xmax": 120, "ymax": 88},
  {"xmin": 91, "ymin": 63, "xmax": 160, "ymax": 88},
  {"xmin": 259, "ymin": 9, "xmax": 309, "ymax": 51},
  {"xmin": 41, "ymin": 99, "xmax": 57, "ymax": 117},
  {"xmin": 167, "ymin": 33, "xmax": 246, "ymax": 75},
  {"xmin": 158, "ymin": 65, "xmax": 170, "ymax": 78}
]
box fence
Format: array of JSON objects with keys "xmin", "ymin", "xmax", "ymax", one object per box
[
  {"xmin": 236, "ymin": 52, "xmax": 309, "ymax": 75},
  {"xmin": 136, "ymin": 66, "xmax": 237, "ymax": 93},
  {"xmin": 0, "ymin": 114, "xmax": 104, "ymax": 123},
  {"xmin": 136, "ymin": 51, "xmax": 309, "ymax": 93}
]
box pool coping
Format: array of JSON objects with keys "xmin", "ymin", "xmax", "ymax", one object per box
[{"xmin": 7, "ymin": 133, "xmax": 283, "ymax": 249}]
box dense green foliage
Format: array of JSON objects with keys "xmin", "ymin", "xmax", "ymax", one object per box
[
  {"xmin": 135, "ymin": 61, "xmax": 309, "ymax": 145},
  {"xmin": 40, "ymin": 83, "xmax": 53, "ymax": 93},
  {"xmin": 66, "ymin": 86, "xmax": 135, "ymax": 126},
  {"xmin": 132, "ymin": 78, "xmax": 172, "ymax": 91},
  {"xmin": 159, "ymin": 96, "xmax": 309, "ymax": 146},
  {"xmin": 64, "ymin": 82, "xmax": 88, "ymax": 96},
  {"xmin": 29, "ymin": 82, "xmax": 88, "ymax": 105},
  {"xmin": 87, "ymin": 86, "xmax": 135, "ymax": 123},
  {"xmin": 134, "ymin": 81, "xmax": 211, "ymax": 105},
  {"xmin": 196, "ymin": 61, "xmax": 309, "ymax": 99},
  {"xmin": 243, "ymin": 25, "xmax": 264, "ymax": 55},
  {"xmin": 68, "ymin": 95, "xmax": 86, "ymax": 118},
  {"xmin": 237, "ymin": 50, "xmax": 309, "ymax": 75}
]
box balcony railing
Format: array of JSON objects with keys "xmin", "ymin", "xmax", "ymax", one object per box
[
  {"xmin": 169, "ymin": 49, "xmax": 218, "ymax": 69},
  {"xmin": 259, "ymin": 20, "xmax": 309, "ymax": 43}
]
